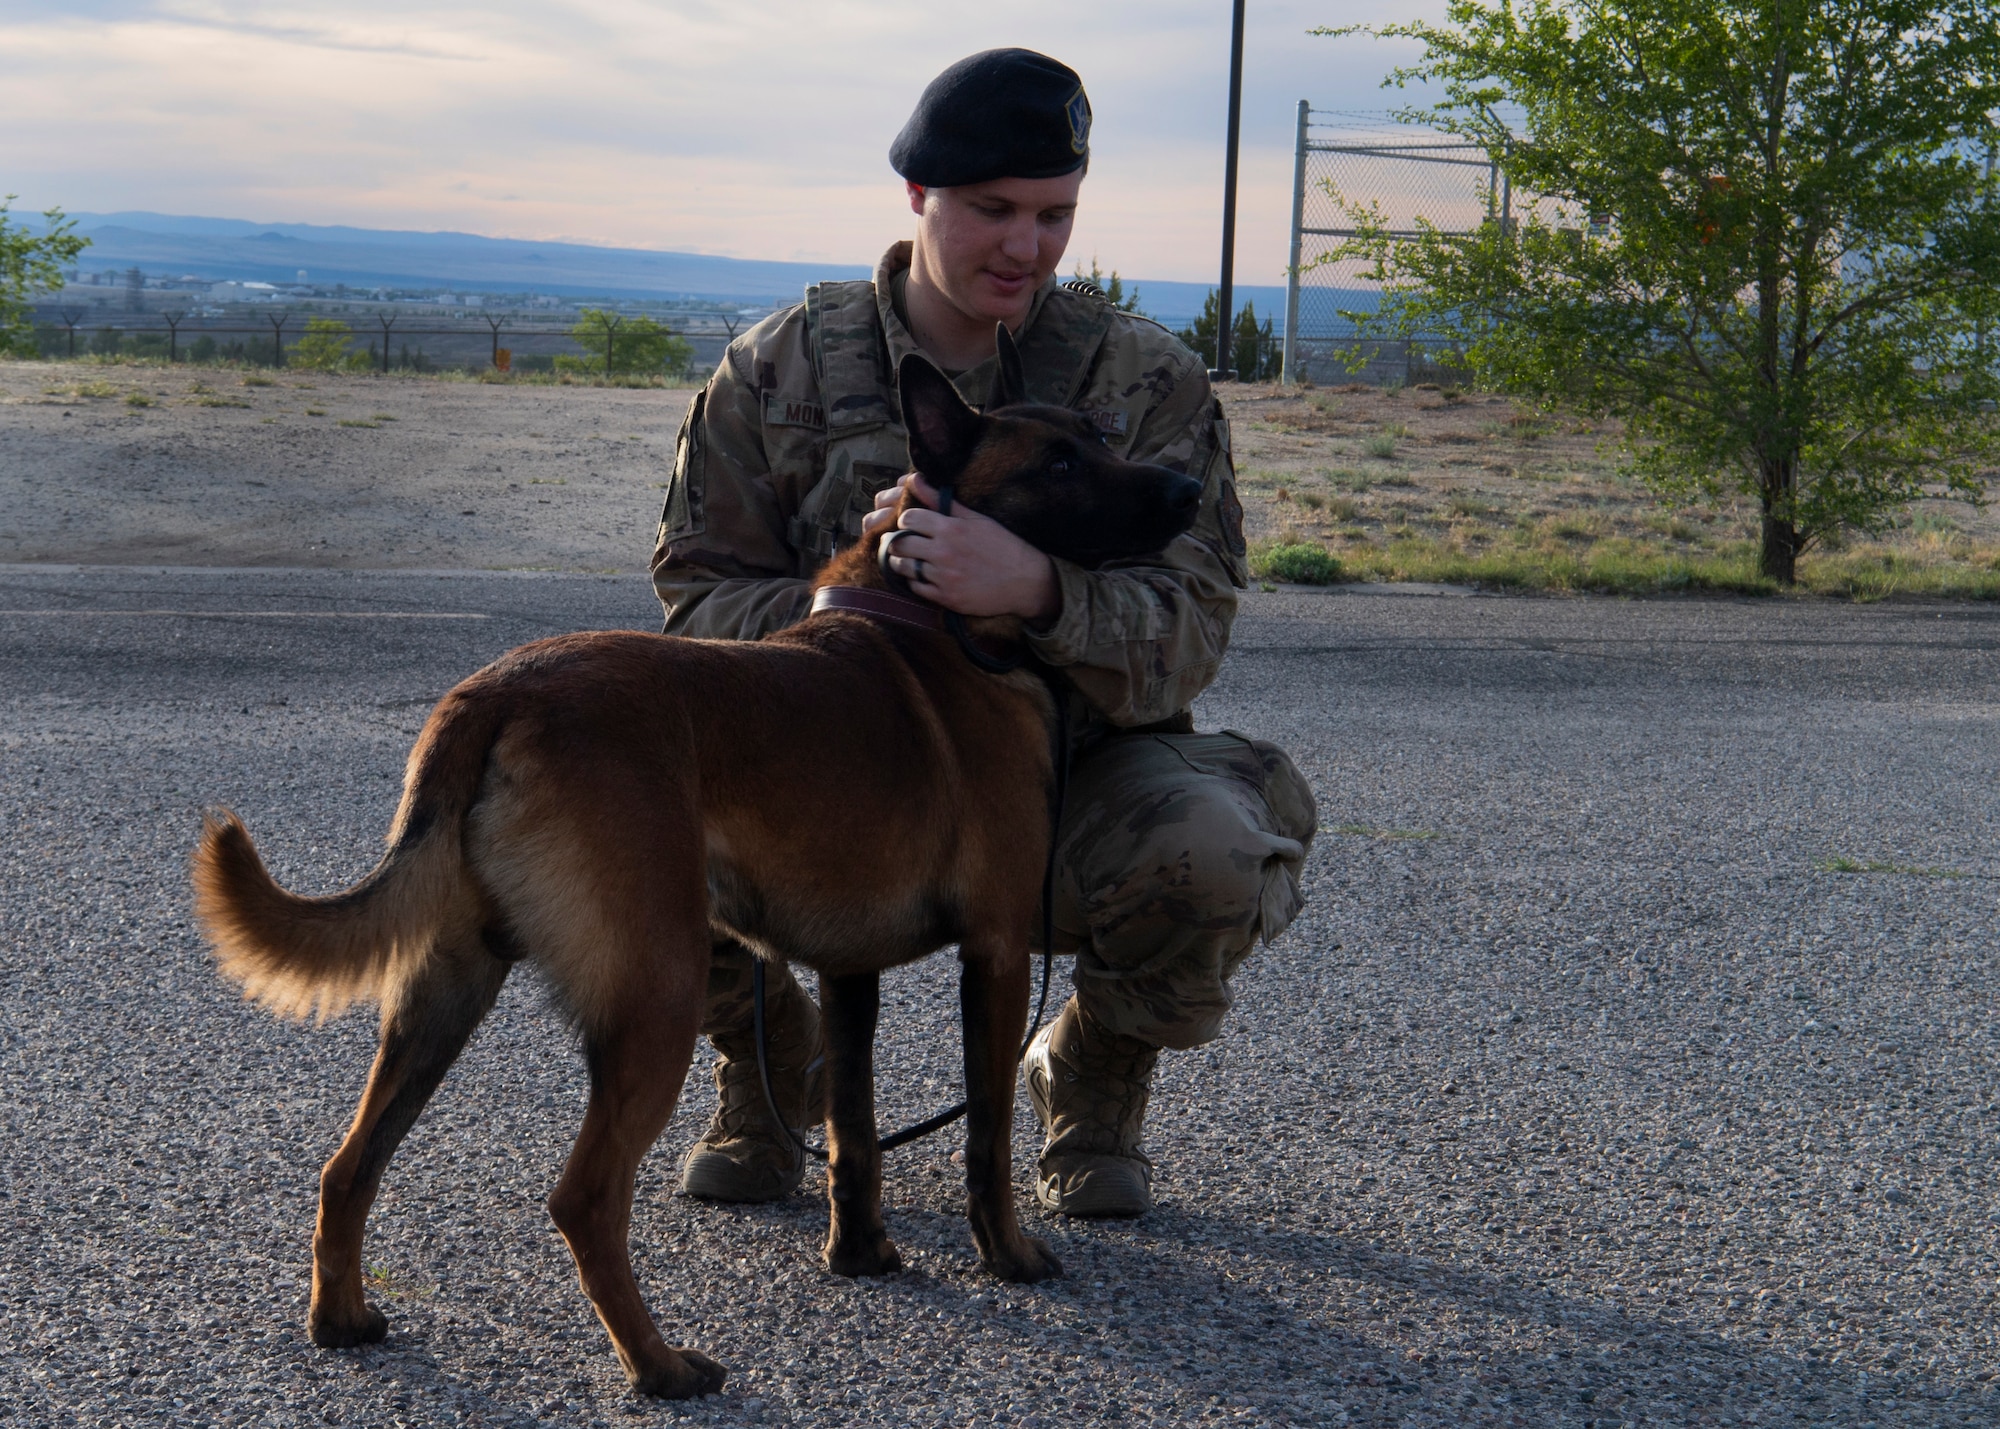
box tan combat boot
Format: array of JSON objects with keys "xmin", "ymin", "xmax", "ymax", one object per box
[
  {"xmin": 678, "ymin": 969, "xmax": 826, "ymax": 1202},
  {"xmin": 1023, "ymin": 996, "xmax": 1158, "ymax": 1218}
]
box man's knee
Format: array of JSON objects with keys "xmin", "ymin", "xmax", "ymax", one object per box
[
  {"xmin": 1058, "ymin": 733, "xmax": 1317, "ymax": 1050},
  {"xmin": 1068, "ymin": 746, "xmax": 1313, "ymax": 948}
]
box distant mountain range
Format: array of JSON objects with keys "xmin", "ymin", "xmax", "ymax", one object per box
[{"xmin": 38, "ymin": 211, "xmax": 1294, "ymax": 330}]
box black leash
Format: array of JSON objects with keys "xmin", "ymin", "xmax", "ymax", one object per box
[{"xmin": 752, "ymin": 481, "xmax": 1068, "ymax": 1157}]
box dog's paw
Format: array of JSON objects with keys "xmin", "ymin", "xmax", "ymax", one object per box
[
  {"xmin": 307, "ymin": 1303, "xmax": 388, "ymax": 1349},
  {"xmin": 984, "ymin": 1235, "xmax": 1064, "ymax": 1284},
  {"xmin": 824, "ymin": 1233, "xmax": 904, "ymax": 1279},
  {"xmin": 633, "ymin": 1346, "xmax": 727, "ymax": 1399}
]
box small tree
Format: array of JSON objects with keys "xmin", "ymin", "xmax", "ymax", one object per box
[
  {"xmin": 1316, "ymin": 0, "xmax": 2000, "ymax": 581},
  {"xmin": 558, "ymin": 309, "xmax": 693, "ymax": 378},
  {"xmin": 1177, "ymin": 292, "xmax": 1281, "ymax": 381},
  {"xmin": 289, "ymin": 318, "xmax": 367, "ymax": 372},
  {"xmin": 0, "ymin": 199, "xmax": 89, "ymax": 356},
  {"xmin": 1071, "ymin": 257, "xmax": 1149, "ymax": 315}
]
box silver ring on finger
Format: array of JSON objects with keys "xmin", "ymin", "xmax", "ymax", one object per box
[{"xmin": 914, "ymin": 557, "xmax": 926, "ymax": 584}]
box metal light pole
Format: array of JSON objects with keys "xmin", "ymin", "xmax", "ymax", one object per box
[{"xmin": 1210, "ymin": 0, "xmax": 1246, "ymax": 382}]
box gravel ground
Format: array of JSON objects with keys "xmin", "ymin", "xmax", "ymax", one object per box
[{"xmin": 4, "ymin": 561, "xmax": 1998, "ymax": 1427}]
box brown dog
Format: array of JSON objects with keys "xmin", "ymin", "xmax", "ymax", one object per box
[{"xmin": 192, "ymin": 344, "xmax": 1202, "ymax": 1398}]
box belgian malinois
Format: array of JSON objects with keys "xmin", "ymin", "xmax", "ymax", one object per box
[{"xmin": 193, "ymin": 337, "xmax": 1202, "ymax": 1398}]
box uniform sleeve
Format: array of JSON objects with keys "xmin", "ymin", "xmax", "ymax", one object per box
[
  {"xmin": 649, "ymin": 338, "xmax": 812, "ymax": 639},
  {"xmin": 1023, "ymin": 360, "xmax": 1247, "ymax": 726}
]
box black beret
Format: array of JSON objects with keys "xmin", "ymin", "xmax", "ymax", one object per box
[{"xmin": 890, "ymin": 48, "xmax": 1091, "ymax": 187}]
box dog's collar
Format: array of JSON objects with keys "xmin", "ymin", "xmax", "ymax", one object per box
[{"xmin": 810, "ymin": 585, "xmax": 946, "ymax": 632}]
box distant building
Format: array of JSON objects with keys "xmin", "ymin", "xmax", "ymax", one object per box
[{"xmin": 209, "ymin": 280, "xmax": 280, "ymax": 301}]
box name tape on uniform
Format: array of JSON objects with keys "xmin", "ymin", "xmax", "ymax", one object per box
[{"xmin": 765, "ymin": 395, "xmax": 827, "ymax": 429}]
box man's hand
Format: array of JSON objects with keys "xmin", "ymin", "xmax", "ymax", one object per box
[{"xmin": 862, "ymin": 474, "xmax": 1061, "ymax": 623}]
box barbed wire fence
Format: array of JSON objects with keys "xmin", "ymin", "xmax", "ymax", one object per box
[
  {"xmin": 21, "ymin": 304, "xmax": 754, "ymax": 376},
  {"xmin": 1280, "ymin": 105, "xmax": 1576, "ymax": 386}
]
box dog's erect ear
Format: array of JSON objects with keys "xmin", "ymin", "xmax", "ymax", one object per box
[
  {"xmin": 994, "ymin": 323, "xmax": 1028, "ymax": 409},
  {"xmin": 898, "ymin": 353, "xmax": 982, "ymax": 479}
]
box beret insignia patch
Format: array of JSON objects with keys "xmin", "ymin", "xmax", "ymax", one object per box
[{"xmin": 1066, "ymin": 87, "xmax": 1091, "ymax": 154}]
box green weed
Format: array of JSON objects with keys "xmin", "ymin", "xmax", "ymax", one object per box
[{"xmin": 1252, "ymin": 542, "xmax": 1343, "ymax": 584}]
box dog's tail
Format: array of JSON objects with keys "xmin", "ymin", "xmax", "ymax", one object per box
[{"xmin": 193, "ymin": 690, "xmax": 502, "ymax": 1022}]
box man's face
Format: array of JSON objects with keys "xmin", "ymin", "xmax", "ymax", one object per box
[{"xmin": 908, "ymin": 173, "xmax": 1083, "ymax": 329}]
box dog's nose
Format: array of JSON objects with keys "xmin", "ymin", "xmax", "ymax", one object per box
[{"xmin": 1166, "ymin": 474, "xmax": 1202, "ymax": 522}]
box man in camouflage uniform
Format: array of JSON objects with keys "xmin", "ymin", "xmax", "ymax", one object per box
[{"xmin": 650, "ymin": 48, "xmax": 1316, "ymax": 1219}]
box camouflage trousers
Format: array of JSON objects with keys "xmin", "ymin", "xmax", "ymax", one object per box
[{"xmin": 701, "ymin": 731, "xmax": 1317, "ymax": 1051}]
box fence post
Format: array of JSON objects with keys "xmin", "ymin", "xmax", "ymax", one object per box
[
  {"xmin": 604, "ymin": 315, "xmax": 622, "ymax": 377},
  {"xmin": 162, "ymin": 311, "xmax": 184, "ymax": 362},
  {"xmin": 61, "ymin": 308, "xmax": 82, "ymax": 358},
  {"xmin": 486, "ymin": 314, "xmax": 505, "ymax": 368},
  {"xmin": 377, "ymin": 316, "xmax": 396, "ymax": 373},
  {"xmin": 268, "ymin": 312, "xmax": 287, "ymax": 368},
  {"xmin": 1283, "ymin": 100, "xmax": 1309, "ymax": 386}
]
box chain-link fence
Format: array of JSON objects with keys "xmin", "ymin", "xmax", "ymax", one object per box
[
  {"xmin": 1281, "ymin": 106, "xmax": 1496, "ymax": 385},
  {"xmin": 1281, "ymin": 106, "xmax": 1585, "ymax": 386}
]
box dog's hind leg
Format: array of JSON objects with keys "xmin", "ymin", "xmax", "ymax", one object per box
[
  {"xmin": 546, "ymin": 944, "xmax": 722, "ymax": 1399},
  {"xmin": 959, "ymin": 941, "xmax": 1062, "ymax": 1283},
  {"xmin": 820, "ymin": 971, "xmax": 901, "ymax": 1277},
  {"xmin": 310, "ymin": 934, "xmax": 509, "ymax": 1349}
]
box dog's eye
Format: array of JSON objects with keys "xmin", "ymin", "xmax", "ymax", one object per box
[{"xmin": 1048, "ymin": 458, "xmax": 1072, "ymax": 476}]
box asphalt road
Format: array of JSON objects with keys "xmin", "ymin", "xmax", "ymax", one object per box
[{"xmin": 3, "ymin": 566, "xmax": 1998, "ymax": 1428}]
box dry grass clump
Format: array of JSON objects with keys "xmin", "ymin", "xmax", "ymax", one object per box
[{"xmin": 1228, "ymin": 381, "xmax": 2000, "ymax": 599}]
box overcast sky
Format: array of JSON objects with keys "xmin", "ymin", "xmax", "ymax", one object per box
[{"xmin": 1, "ymin": 1, "xmax": 1444, "ymax": 284}]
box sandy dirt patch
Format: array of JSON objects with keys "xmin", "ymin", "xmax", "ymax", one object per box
[
  {"xmin": 7, "ymin": 360, "xmax": 1992, "ymax": 581},
  {"xmin": 0, "ymin": 361, "xmax": 693, "ymax": 571}
]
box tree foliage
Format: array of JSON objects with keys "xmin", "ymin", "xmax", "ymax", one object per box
[
  {"xmin": 1071, "ymin": 257, "xmax": 1149, "ymax": 315},
  {"xmin": 1316, "ymin": 0, "xmax": 2000, "ymax": 580},
  {"xmin": 1, "ymin": 199, "xmax": 89, "ymax": 356},
  {"xmin": 1177, "ymin": 291, "xmax": 1282, "ymax": 381},
  {"xmin": 558, "ymin": 309, "xmax": 693, "ymax": 377},
  {"xmin": 289, "ymin": 318, "xmax": 369, "ymax": 371}
]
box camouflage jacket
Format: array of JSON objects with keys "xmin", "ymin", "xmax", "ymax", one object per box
[{"xmin": 650, "ymin": 241, "xmax": 1247, "ymax": 730}]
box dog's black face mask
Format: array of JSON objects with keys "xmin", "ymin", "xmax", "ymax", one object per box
[{"xmin": 897, "ymin": 343, "xmax": 1202, "ymax": 569}]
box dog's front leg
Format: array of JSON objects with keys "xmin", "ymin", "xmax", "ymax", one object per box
[
  {"xmin": 820, "ymin": 971, "xmax": 902, "ymax": 1277},
  {"xmin": 959, "ymin": 944, "xmax": 1063, "ymax": 1282}
]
